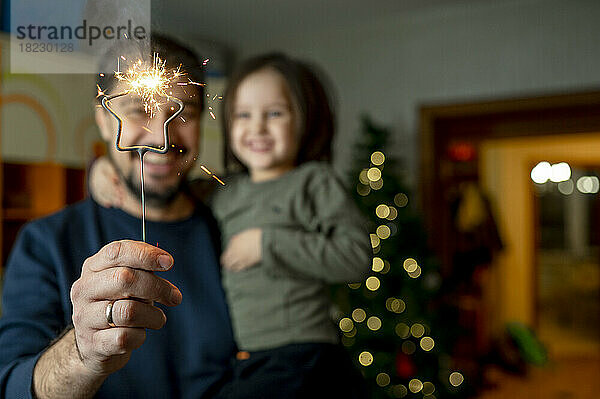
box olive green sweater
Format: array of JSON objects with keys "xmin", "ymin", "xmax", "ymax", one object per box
[{"xmin": 211, "ymin": 162, "xmax": 371, "ymax": 351}]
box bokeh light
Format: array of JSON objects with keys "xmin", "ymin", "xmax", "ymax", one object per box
[
  {"xmin": 370, "ymin": 178, "xmax": 384, "ymax": 190},
  {"xmin": 367, "ymin": 167, "xmax": 382, "ymax": 181},
  {"xmin": 395, "ymin": 323, "xmax": 410, "ymax": 338},
  {"xmin": 376, "ymin": 225, "xmax": 391, "ymax": 239},
  {"xmin": 358, "ymin": 351, "xmax": 373, "ymax": 366},
  {"xmin": 387, "ymin": 206, "xmax": 398, "ymax": 220},
  {"xmin": 408, "ymin": 266, "xmax": 422, "ymax": 278},
  {"xmin": 371, "ymin": 151, "xmax": 385, "ymax": 166},
  {"xmin": 557, "ymin": 179, "xmax": 574, "ymax": 195},
  {"xmin": 370, "ymin": 234, "xmax": 380, "ymax": 248},
  {"xmin": 422, "ymin": 382, "xmax": 436, "ymax": 395},
  {"xmin": 411, "ymin": 323, "xmax": 425, "ymax": 338},
  {"xmin": 550, "ymin": 162, "xmax": 571, "ymax": 182},
  {"xmin": 449, "ymin": 372, "xmax": 464, "ymax": 387},
  {"xmin": 376, "ymin": 372, "xmax": 391, "ymax": 387},
  {"xmin": 366, "ymin": 276, "xmax": 381, "ymax": 291},
  {"xmin": 409, "ymin": 379, "xmax": 423, "ymax": 393},
  {"xmin": 403, "ymin": 258, "xmax": 418, "ymax": 273},
  {"xmin": 367, "ymin": 316, "xmax": 382, "ymax": 331},
  {"xmin": 372, "ymin": 257, "xmax": 385, "ymax": 272},
  {"xmin": 420, "ymin": 336, "xmax": 435, "ymax": 351},
  {"xmin": 375, "ymin": 204, "xmax": 391, "ymax": 218},
  {"xmin": 576, "ymin": 175, "xmax": 600, "ymax": 193},
  {"xmin": 394, "ymin": 193, "xmax": 408, "ymax": 207},
  {"xmin": 359, "ymin": 169, "xmax": 369, "ymax": 184},
  {"xmin": 339, "ymin": 317, "xmax": 354, "ymax": 332},
  {"xmin": 352, "ymin": 308, "xmax": 367, "ymax": 323},
  {"xmin": 391, "ymin": 384, "xmax": 408, "ymax": 398},
  {"xmin": 531, "ymin": 161, "xmax": 552, "ymax": 184},
  {"xmin": 357, "ymin": 184, "xmax": 371, "ymax": 196},
  {"xmin": 402, "ymin": 340, "xmax": 416, "ymax": 355}
]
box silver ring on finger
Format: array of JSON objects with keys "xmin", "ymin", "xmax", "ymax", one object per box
[{"xmin": 105, "ymin": 300, "xmax": 117, "ymax": 328}]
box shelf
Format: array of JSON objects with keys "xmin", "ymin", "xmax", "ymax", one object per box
[{"xmin": 1, "ymin": 162, "xmax": 86, "ymax": 267}]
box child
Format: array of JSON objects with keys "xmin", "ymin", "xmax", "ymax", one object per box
[{"xmin": 91, "ymin": 53, "xmax": 371, "ymax": 398}]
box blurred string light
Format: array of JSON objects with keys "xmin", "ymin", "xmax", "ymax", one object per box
[
  {"xmin": 376, "ymin": 372, "xmax": 391, "ymax": 387},
  {"xmin": 411, "ymin": 323, "xmax": 425, "ymax": 338},
  {"xmin": 402, "ymin": 340, "xmax": 417, "ymax": 354},
  {"xmin": 348, "ymin": 282, "xmax": 361, "ymax": 289},
  {"xmin": 371, "ymin": 151, "xmax": 385, "ymax": 166},
  {"xmin": 420, "ymin": 336, "xmax": 435, "ymax": 351},
  {"xmin": 530, "ymin": 161, "xmax": 571, "ymax": 183},
  {"xmin": 352, "ymin": 308, "xmax": 367, "ymax": 323},
  {"xmin": 366, "ymin": 276, "xmax": 381, "ymax": 291},
  {"xmin": 376, "ymin": 204, "xmax": 390, "ymax": 218},
  {"xmin": 370, "ymin": 234, "xmax": 380, "ymax": 248},
  {"xmin": 394, "ymin": 193, "xmax": 408, "ymax": 207},
  {"xmin": 550, "ymin": 162, "xmax": 571, "ymax": 182},
  {"xmin": 359, "ymin": 351, "xmax": 373, "ymax": 366},
  {"xmin": 372, "ymin": 257, "xmax": 385, "ymax": 272},
  {"xmin": 557, "ymin": 179, "xmax": 574, "ymax": 195},
  {"xmin": 449, "ymin": 372, "xmax": 464, "ymax": 387},
  {"xmin": 376, "ymin": 225, "xmax": 391, "ymax": 239},
  {"xmin": 422, "ymin": 382, "xmax": 436, "ymax": 395},
  {"xmin": 359, "ymin": 169, "xmax": 370, "ymax": 184},
  {"xmin": 339, "ymin": 317, "xmax": 354, "ymax": 332},
  {"xmin": 391, "ymin": 384, "xmax": 408, "ymax": 398},
  {"xmin": 403, "ymin": 258, "xmax": 418, "ymax": 273},
  {"xmin": 357, "ymin": 184, "xmax": 371, "ymax": 196},
  {"xmin": 576, "ymin": 175, "xmax": 600, "ymax": 194},
  {"xmin": 395, "ymin": 323, "xmax": 410, "ymax": 338},
  {"xmin": 367, "ymin": 316, "xmax": 382, "ymax": 331},
  {"xmin": 404, "ymin": 257, "xmax": 422, "ymax": 278},
  {"xmin": 387, "ymin": 206, "xmax": 398, "ymax": 220},
  {"xmin": 385, "ymin": 297, "xmax": 406, "ymax": 313},
  {"xmin": 409, "ymin": 379, "xmax": 423, "ymax": 393},
  {"xmin": 367, "ymin": 167, "xmax": 382, "ymax": 181},
  {"xmin": 370, "ymin": 178, "xmax": 384, "ymax": 190},
  {"xmin": 381, "ymin": 260, "xmax": 391, "ymax": 274},
  {"xmin": 407, "ymin": 266, "xmax": 422, "ymax": 278}
]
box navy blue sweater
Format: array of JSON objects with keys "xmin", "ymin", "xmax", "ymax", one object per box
[{"xmin": 0, "ymin": 198, "xmax": 235, "ymax": 398}]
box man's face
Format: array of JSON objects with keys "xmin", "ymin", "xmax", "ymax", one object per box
[{"xmin": 97, "ymin": 81, "xmax": 202, "ymax": 205}]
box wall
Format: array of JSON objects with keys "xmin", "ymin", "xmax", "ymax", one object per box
[{"xmin": 236, "ymin": 0, "xmax": 600, "ymax": 179}]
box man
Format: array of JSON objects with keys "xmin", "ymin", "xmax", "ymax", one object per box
[{"xmin": 0, "ymin": 35, "xmax": 236, "ymax": 398}]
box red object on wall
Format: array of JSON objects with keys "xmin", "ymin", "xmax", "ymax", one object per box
[
  {"xmin": 395, "ymin": 352, "xmax": 416, "ymax": 378},
  {"xmin": 447, "ymin": 141, "xmax": 477, "ymax": 162}
]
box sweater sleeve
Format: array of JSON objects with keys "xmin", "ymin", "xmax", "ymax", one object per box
[
  {"xmin": 261, "ymin": 167, "xmax": 372, "ymax": 283},
  {"xmin": 0, "ymin": 223, "xmax": 65, "ymax": 399}
]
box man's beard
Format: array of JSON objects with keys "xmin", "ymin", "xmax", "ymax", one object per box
[{"xmin": 108, "ymin": 153, "xmax": 184, "ymax": 207}]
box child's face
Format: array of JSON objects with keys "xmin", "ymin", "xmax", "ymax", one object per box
[{"xmin": 230, "ymin": 68, "xmax": 298, "ymax": 182}]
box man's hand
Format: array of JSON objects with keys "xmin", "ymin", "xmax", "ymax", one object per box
[
  {"xmin": 220, "ymin": 228, "xmax": 262, "ymax": 272},
  {"xmin": 70, "ymin": 240, "xmax": 182, "ymax": 376}
]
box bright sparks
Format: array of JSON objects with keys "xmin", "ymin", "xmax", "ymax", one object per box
[
  {"xmin": 115, "ymin": 53, "xmax": 183, "ymax": 117},
  {"xmin": 200, "ymin": 165, "xmax": 225, "ymax": 185}
]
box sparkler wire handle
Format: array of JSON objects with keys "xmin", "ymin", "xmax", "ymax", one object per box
[
  {"xmin": 101, "ymin": 93, "xmax": 184, "ymax": 154},
  {"xmin": 101, "ymin": 93, "xmax": 185, "ymax": 242}
]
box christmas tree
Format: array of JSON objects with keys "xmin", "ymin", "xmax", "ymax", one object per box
[{"xmin": 333, "ymin": 116, "xmax": 470, "ymax": 398}]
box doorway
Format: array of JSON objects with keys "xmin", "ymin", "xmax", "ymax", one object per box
[{"xmin": 479, "ymin": 133, "xmax": 600, "ymax": 355}]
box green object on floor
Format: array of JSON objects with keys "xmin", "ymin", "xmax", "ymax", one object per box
[{"xmin": 506, "ymin": 321, "xmax": 548, "ymax": 366}]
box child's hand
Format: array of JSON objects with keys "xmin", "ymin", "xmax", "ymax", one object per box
[
  {"xmin": 89, "ymin": 156, "xmax": 125, "ymax": 208},
  {"xmin": 221, "ymin": 228, "xmax": 262, "ymax": 272}
]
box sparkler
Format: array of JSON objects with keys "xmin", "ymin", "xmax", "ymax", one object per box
[{"xmin": 101, "ymin": 53, "xmax": 184, "ymax": 242}]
